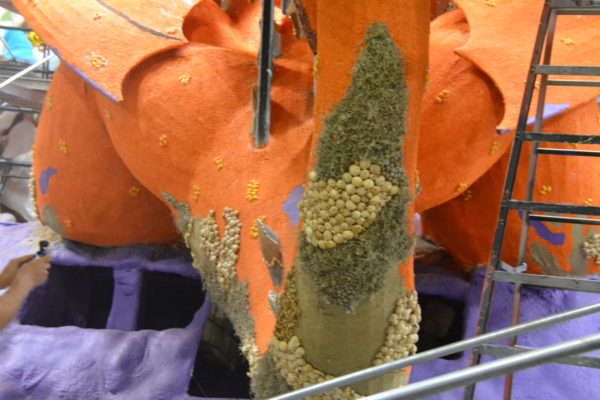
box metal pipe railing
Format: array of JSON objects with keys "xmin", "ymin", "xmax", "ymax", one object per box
[
  {"xmin": 364, "ymin": 332, "xmax": 600, "ymax": 400},
  {"xmin": 0, "ymin": 53, "xmax": 55, "ymax": 91},
  {"xmin": 0, "ymin": 105, "xmax": 41, "ymax": 114},
  {"xmin": 0, "ymin": 159, "xmax": 32, "ymax": 168},
  {"xmin": 269, "ymin": 301, "xmax": 600, "ymax": 400}
]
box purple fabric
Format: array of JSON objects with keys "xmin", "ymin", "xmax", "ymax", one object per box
[
  {"xmin": 496, "ymin": 103, "xmax": 570, "ymax": 134},
  {"xmin": 412, "ymin": 266, "xmax": 600, "ymax": 399},
  {"xmin": 39, "ymin": 167, "xmax": 58, "ymax": 195},
  {"xmin": 529, "ymin": 220, "xmax": 566, "ymax": 246},
  {"xmin": 0, "ymin": 303, "xmax": 209, "ymax": 400},
  {"xmin": 519, "ymin": 211, "xmax": 566, "ymax": 246},
  {"xmin": 0, "ymin": 222, "xmax": 218, "ymax": 399},
  {"xmin": 3, "ymin": 222, "xmax": 600, "ymax": 399},
  {"xmin": 106, "ymin": 268, "xmax": 142, "ymax": 331},
  {"xmin": 525, "ymin": 103, "xmax": 570, "ymax": 127},
  {"xmin": 282, "ymin": 185, "xmax": 304, "ymax": 227}
]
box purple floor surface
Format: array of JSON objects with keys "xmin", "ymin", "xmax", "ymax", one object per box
[
  {"xmin": 0, "ymin": 222, "xmax": 219, "ymax": 400},
  {"xmin": 412, "ymin": 267, "xmax": 600, "ymax": 399},
  {"xmin": 1, "ymin": 222, "xmax": 599, "ymax": 399}
]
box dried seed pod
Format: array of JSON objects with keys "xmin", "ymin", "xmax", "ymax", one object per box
[
  {"xmin": 352, "ymin": 176, "xmax": 363, "ymax": 186},
  {"xmin": 352, "ymin": 225, "xmax": 363, "ymax": 234}
]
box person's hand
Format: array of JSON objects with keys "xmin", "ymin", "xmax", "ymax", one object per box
[
  {"xmin": 0, "ymin": 255, "xmax": 35, "ymax": 289},
  {"xmin": 11, "ymin": 256, "xmax": 52, "ymax": 292}
]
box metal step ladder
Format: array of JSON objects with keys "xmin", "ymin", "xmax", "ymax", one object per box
[{"xmin": 465, "ymin": 1, "xmax": 600, "ymax": 399}]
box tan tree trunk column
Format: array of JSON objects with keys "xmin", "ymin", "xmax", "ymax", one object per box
[{"xmin": 270, "ymin": 1, "xmax": 430, "ymax": 398}]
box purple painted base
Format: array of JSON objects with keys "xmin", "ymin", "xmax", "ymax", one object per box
[
  {"xmin": 413, "ymin": 267, "xmax": 600, "ymax": 399},
  {"xmin": 0, "ymin": 222, "xmax": 217, "ymax": 400},
  {"xmin": 1, "ymin": 222, "xmax": 599, "ymax": 399}
]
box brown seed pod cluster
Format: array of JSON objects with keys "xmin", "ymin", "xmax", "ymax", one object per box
[
  {"xmin": 372, "ymin": 290, "xmax": 421, "ymax": 366},
  {"xmin": 270, "ymin": 335, "xmax": 359, "ymax": 399},
  {"xmin": 582, "ymin": 232, "xmax": 600, "ymax": 265},
  {"xmin": 298, "ymin": 160, "xmax": 400, "ymax": 249},
  {"xmin": 274, "ymin": 267, "xmax": 299, "ymax": 342},
  {"xmin": 194, "ymin": 208, "xmax": 242, "ymax": 289}
]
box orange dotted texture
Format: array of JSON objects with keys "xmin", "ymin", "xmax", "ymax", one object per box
[
  {"xmin": 418, "ymin": 0, "xmax": 600, "ymax": 276},
  {"xmin": 97, "ymin": 1, "xmax": 313, "ymax": 353},
  {"xmin": 416, "ymin": 9, "xmax": 506, "ymax": 212},
  {"xmin": 423, "ymin": 98, "xmax": 600, "ymax": 275},
  {"xmin": 33, "ymin": 65, "xmax": 178, "ymax": 245},
  {"xmin": 310, "ymin": 1, "xmax": 430, "ymax": 292},
  {"xmin": 19, "ymin": 0, "xmax": 313, "ymax": 353},
  {"xmin": 417, "ymin": 2, "xmax": 600, "ymax": 212},
  {"xmin": 12, "ymin": 0, "xmax": 190, "ymax": 101},
  {"xmin": 454, "ymin": 0, "xmax": 600, "ymax": 131}
]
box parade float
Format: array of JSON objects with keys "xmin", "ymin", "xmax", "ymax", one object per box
[{"xmin": 0, "ymin": 0, "xmax": 599, "ymax": 399}]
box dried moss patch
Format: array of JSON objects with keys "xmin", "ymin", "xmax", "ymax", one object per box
[
  {"xmin": 161, "ymin": 192, "xmax": 191, "ymax": 233},
  {"xmin": 299, "ymin": 23, "xmax": 412, "ymax": 310}
]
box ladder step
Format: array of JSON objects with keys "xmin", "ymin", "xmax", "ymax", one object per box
[
  {"xmin": 535, "ymin": 65, "xmax": 600, "ymax": 76},
  {"xmin": 478, "ymin": 344, "xmax": 600, "ymax": 369},
  {"xmin": 536, "ymin": 148, "xmax": 600, "ymax": 156},
  {"xmin": 492, "ymin": 270, "xmax": 600, "ymax": 293},
  {"xmin": 0, "ymin": 159, "xmax": 32, "ymax": 168},
  {"xmin": 547, "ymin": 79, "xmax": 600, "ymax": 87},
  {"xmin": 505, "ymin": 200, "xmax": 600, "ymax": 216},
  {"xmin": 529, "ymin": 214, "xmax": 600, "ymax": 225},
  {"xmin": 517, "ymin": 131, "xmax": 600, "ymax": 144},
  {"xmin": 2, "ymin": 175, "xmax": 32, "ymax": 180},
  {"xmin": 551, "ymin": 0, "xmax": 600, "ymax": 9},
  {"xmin": 556, "ymin": 8, "xmax": 600, "ymax": 14}
]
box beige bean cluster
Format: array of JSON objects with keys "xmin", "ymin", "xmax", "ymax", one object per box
[
  {"xmin": 582, "ymin": 233, "xmax": 600, "ymax": 265},
  {"xmin": 372, "ymin": 291, "xmax": 421, "ymax": 366},
  {"xmin": 270, "ymin": 336, "xmax": 359, "ymax": 399},
  {"xmin": 196, "ymin": 208, "xmax": 242, "ymax": 289},
  {"xmin": 299, "ymin": 160, "xmax": 400, "ymax": 249},
  {"xmin": 29, "ymin": 169, "xmax": 40, "ymax": 221}
]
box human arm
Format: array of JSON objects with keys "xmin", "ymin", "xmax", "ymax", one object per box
[
  {"xmin": 0, "ymin": 256, "xmax": 51, "ymax": 331},
  {"xmin": 0, "ymin": 254, "xmax": 35, "ymax": 289}
]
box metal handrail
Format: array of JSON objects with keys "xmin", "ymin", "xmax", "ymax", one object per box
[
  {"xmin": 269, "ymin": 301, "xmax": 600, "ymax": 400},
  {"xmin": 0, "ymin": 52, "xmax": 55, "ymax": 91},
  {"xmin": 364, "ymin": 333, "xmax": 600, "ymax": 400},
  {"xmin": 0, "ymin": 159, "xmax": 32, "ymax": 168}
]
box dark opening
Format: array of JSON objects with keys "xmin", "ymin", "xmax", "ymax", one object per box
[
  {"xmin": 188, "ymin": 307, "xmax": 251, "ymax": 399},
  {"xmin": 137, "ymin": 270, "xmax": 205, "ymax": 330},
  {"xmin": 416, "ymin": 294, "xmax": 465, "ymax": 360},
  {"xmin": 19, "ymin": 264, "xmax": 114, "ymax": 329}
]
